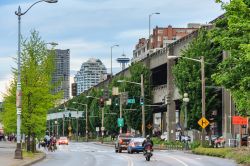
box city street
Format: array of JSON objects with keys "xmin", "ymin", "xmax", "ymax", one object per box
[{"xmin": 34, "ymin": 142, "xmax": 236, "ymax": 166}]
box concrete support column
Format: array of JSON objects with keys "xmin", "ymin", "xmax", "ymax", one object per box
[
  {"xmin": 167, "ymin": 58, "xmax": 176, "ymax": 141},
  {"xmin": 222, "ymin": 51, "xmax": 235, "ymax": 146},
  {"xmin": 162, "ymin": 112, "xmax": 167, "ymax": 132}
]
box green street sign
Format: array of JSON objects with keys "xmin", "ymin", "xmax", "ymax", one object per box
[
  {"xmin": 117, "ymin": 118, "xmax": 124, "ymax": 127},
  {"xmin": 127, "ymin": 99, "xmax": 135, "ymax": 104}
]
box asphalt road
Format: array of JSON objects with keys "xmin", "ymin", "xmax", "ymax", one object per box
[{"xmin": 33, "ymin": 142, "xmax": 237, "ymax": 166}]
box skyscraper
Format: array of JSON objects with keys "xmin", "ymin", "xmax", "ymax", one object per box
[
  {"xmin": 74, "ymin": 58, "xmax": 107, "ymax": 95},
  {"xmin": 52, "ymin": 49, "xmax": 70, "ymax": 100}
]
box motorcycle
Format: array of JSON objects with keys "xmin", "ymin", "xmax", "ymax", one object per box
[{"xmin": 144, "ymin": 146, "xmax": 153, "ymax": 161}]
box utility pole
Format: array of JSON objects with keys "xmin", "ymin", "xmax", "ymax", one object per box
[
  {"xmin": 63, "ymin": 115, "xmax": 65, "ymax": 136},
  {"xmin": 86, "ymin": 105, "xmax": 88, "ymax": 142},
  {"xmin": 77, "ymin": 117, "xmax": 79, "ymax": 142},
  {"xmin": 101, "ymin": 107, "xmax": 104, "ymax": 144},
  {"xmin": 201, "ymin": 56, "xmax": 206, "ymax": 147},
  {"xmin": 119, "ymin": 93, "xmax": 123, "ymax": 134},
  {"xmin": 141, "ymin": 74, "xmax": 145, "ymax": 138},
  {"xmin": 56, "ymin": 119, "xmax": 58, "ymax": 138}
]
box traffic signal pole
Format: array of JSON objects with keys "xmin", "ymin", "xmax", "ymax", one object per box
[
  {"xmin": 101, "ymin": 107, "xmax": 104, "ymax": 144},
  {"xmin": 141, "ymin": 74, "xmax": 145, "ymax": 138}
]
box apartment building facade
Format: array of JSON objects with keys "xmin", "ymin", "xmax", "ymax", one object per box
[
  {"xmin": 52, "ymin": 49, "xmax": 70, "ymax": 100},
  {"xmin": 74, "ymin": 58, "xmax": 107, "ymax": 95}
]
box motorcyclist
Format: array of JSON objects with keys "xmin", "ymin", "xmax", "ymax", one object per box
[{"xmin": 142, "ymin": 135, "xmax": 154, "ymax": 153}]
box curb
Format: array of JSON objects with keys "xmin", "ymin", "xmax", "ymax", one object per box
[{"xmin": 20, "ymin": 152, "xmax": 46, "ymax": 166}]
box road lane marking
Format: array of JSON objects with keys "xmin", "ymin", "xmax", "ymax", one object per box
[
  {"xmin": 119, "ymin": 154, "xmax": 134, "ymax": 166},
  {"xmin": 166, "ymin": 156, "xmax": 189, "ymax": 166}
]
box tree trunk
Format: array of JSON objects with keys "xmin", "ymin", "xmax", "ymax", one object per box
[
  {"xmin": 31, "ymin": 133, "xmax": 36, "ymax": 153},
  {"xmin": 27, "ymin": 131, "xmax": 31, "ymax": 152}
]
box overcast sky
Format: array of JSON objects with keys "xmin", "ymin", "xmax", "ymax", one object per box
[{"xmin": 0, "ymin": 0, "xmax": 227, "ymax": 101}]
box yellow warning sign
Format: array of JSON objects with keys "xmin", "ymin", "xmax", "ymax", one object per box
[{"xmin": 198, "ymin": 117, "xmax": 209, "ymax": 129}]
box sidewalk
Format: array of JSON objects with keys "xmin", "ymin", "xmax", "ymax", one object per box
[{"xmin": 0, "ymin": 141, "xmax": 46, "ymax": 166}]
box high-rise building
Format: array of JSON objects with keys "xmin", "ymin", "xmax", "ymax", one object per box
[
  {"xmin": 74, "ymin": 58, "xmax": 107, "ymax": 95},
  {"xmin": 132, "ymin": 24, "xmax": 198, "ymax": 62},
  {"xmin": 52, "ymin": 49, "xmax": 70, "ymax": 100}
]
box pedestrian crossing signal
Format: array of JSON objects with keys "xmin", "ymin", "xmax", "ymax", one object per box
[
  {"xmin": 140, "ymin": 97, "xmax": 144, "ymax": 105},
  {"xmin": 99, "ymin": 97, "xmax": 105, "ymax": 107}
]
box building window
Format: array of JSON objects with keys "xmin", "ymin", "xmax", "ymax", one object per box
[
  {"xmin": 158, "ymin": 30, "xmax": 163, "ymax": 34},
  {"xmin": 158, "ymin": 36, "xmax": 162, "ymax": 41}
]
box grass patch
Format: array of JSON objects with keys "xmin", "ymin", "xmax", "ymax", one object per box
[
  {"xmin": 193, "ymin": 147, "xmax": 250, "ymax": 165},
  {"xmin": 22, "ymin": 151, "xmax": 35, "ymax": 158}
]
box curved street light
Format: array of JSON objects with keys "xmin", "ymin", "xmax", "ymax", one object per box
[
  {"xmin": 14, "ymin": 0, "xmax": 58, "ymax": 159},
  {"xmin": 117, "ymin": 74, "xmax": 145, "ymax": 138},
  {"xmin": 149, "ymin": 12, "xmax": 160, "ymax": 50},
  {"xmin": 73, "ymin": 102, "xmax": 89, "ymax": 142}
]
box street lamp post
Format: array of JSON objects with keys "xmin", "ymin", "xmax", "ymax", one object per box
[
  {"xmin": 148, "ymin": 12, "xmax": 160, "ymax": 50},
  {"xmin": 111, "ymin": 44, "xmax": 119, "ymax": 77},
  {"xmin": 58, "ymin": 108, "xmax": 65, "ymax": 136},
  {"xmin": 87, "ymin": 96, "xmax": 104, "ymax": 143},
  {"xmin": 54, "ymin": 120, "xmax": 58, "ymax": 138},
  {"xmin": 168, "ymin": 55, "xmax": 206, "ymax": 146},
  {"xmin": 183, "ymin": 93, "xmax": 190, "ymax": 150},
  {"xmin": 73, "ymin": 102, "xmax": 88, "ymax": 142},
  {"xmin": 117, "ymin": 74, "xmax": 145, "ymax": 137},
  {"xmin": 14, "ymin": 0, "xmax": 57, "ymax": 159}
]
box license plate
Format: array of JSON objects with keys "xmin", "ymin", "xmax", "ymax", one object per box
[{"xmin": 147, "ymin": 150, "xmax": 151, "ymax": 153}]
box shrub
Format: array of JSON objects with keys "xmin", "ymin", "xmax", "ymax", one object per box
[{"xmin": 189, "ymin": 141, "xmax": 200, "ymax": 150}]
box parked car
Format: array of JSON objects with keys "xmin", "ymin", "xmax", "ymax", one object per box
[
  {"xmin": 58, "ymin": 137, "xmax": 69, "ymax": 145},
  {"xmin": 160, "ymin": 132, "xmax": 182, "ymax": 141},
  {"xmin": 127, "ymin": 138, "xmax": 145, "ymax": 154},
  {"xmin": 181, "ymin": 135, "xmax": 191, "ymax": 142},
  {"xmin": 115, "ymin": 133, "xmax": 133, "ymax": 153},
  {"xmin": 214, "ymin": 136, "xmax": 225, "ymax": 148},
  {"xmin": 241, "ymin": 134, "xmax": 248, "ymax": 146}
]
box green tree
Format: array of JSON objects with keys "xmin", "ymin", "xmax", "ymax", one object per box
[
  {"xmin": 211, "ymin": 0, "xmax": 250, "ymax": 115},
  {"xmin": 2, "ymin": 31, "xmax": 61, "ymax": 152},
  {"xmin": 122, "ymin": 62, "xmax": 152, "ymax": 134},
  {"xmin": 172, "ymin": 28, "xmax": 222, "ymax": 130}
]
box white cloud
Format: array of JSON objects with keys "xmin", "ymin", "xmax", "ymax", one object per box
[
  {"xmin": 116, "ymin": 29, "xmax": 148, "ymax": 39},
  {"xmin": 0, "ymin": 0, "xmax": 227, "ymax": 102}
]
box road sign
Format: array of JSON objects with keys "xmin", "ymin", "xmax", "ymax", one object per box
[
  {"xmin": 101, "ymin": 127, "xmax": 105, "ymax": 131},
  {"xmin": 117, "ymin": 118, "xmax": 124, "ymax": 127},
  {"xmin": 198, "ymin": 117, "xmax": 209, "ymax": 129},
  {"xmin": 232, "ymin": 116, "xmax": 248, "ymax": 125},
  {"xmin": 96, "ymin": 127, "xmax": 99, "ymax": 132},
  {"xmin": 127, "ymin": 98, "xmax": 135, "ymax": 104}
]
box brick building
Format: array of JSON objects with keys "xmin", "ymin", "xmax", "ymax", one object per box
[{"xmin": 132, "ymin": 25, "xmax": 198, "ymax": 62}]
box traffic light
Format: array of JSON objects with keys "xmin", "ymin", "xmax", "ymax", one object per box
[
  {"xmin": 103, "ymin": 88, "xmax": 109, "ymax": 100},
  {"xmin": 140, "ymin": 97, "xmax": 144, "ymax": 105},
  {"xmin": 99, "ymin": 97, "xmax": 105, "ymax": 107},
  {"xmin": 115, "ymin": 98, "xmax": 119, "ymax": 106},
  {"xmin": 71, "ymin": 83, "xmax": 77, "ymax": 96}
]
